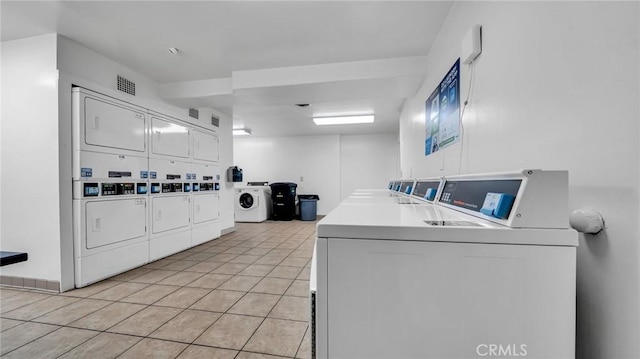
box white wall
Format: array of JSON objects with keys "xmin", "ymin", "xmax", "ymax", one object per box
[
  {"xmin": 339, "ymin": 133, "xmax": 399, "ymax": 199},
  {"xmin": 234, "ymin": 133, "xmax": 399, "ymax": 215},
  {"xmin": 1, "ymin": 34, "xmax": 62, "ymax": 282},
  {"xmin": 399, "ymin": 2, "xmax": 639, "ymax": 358}
]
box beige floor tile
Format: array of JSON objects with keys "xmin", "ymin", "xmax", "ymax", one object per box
[
  {"xmin": 217, "ymin": 275, "xmax": 261, "ymax": 292},
  {"xmin": 285, "ymin": 280, "xmax": 310, "ymax": 298},
  {"xmin": 120, "ymin": 284, "xmax": 180, "ymax": 305},
  {"xmin": 296, "ymin": 267, "xmax": 311, "ymax": 281},
  {"xmin": 190, "ymin": 289, "xmax": 244, "ymax": 312},
  {"xmin": 57, "ymin": 332, "xmax": 141, "ymax": 359},
  {"xmin": 289, "ymin": 250, "xmax": 313, "ymax": 259},
  {"xmin": 110, "ymin": 267, "xmax": 153, "ymax": 282},
  {"xmin": 183, "ymin": 252, "xmax": 216, "ymax": 261},
  {"xmin": 228, "ymin": 293, "xmax": 280, "ymax": 317},
  {"xmin": 0, "ymin": 322, "xmax": 60, "ymax": 355},
  {"xmin": 230, "ymin": 254, "xmax": 261, "ymax": 264},
  {"xmin": 239, "ymin": 264, "xmax": 275, "ymax": 277},
  {"xmin": 296, "ymin": 326, "xmax": 311, "ymax": 359},
  {"xmin": 2, "ymin": 327, "xmax": 98, "ymax": 359},
  {"xmin": 253, "ymin": 255, "xmax": 286, "ymax": 266},
  {"xmin": 58, "ymin": 280, "xmax": 119, "ymax": 298},
  {"xmin": 280, "ymin": 256, "xmax": 310, "ymax": 267},
  {"xmin": 3, "ymin": 295, "xmax": 80, "ymax": 321},
  {"xmin": 267, "ymin": 249, "xmax": 293, "ymax": 257},
  {"xmin": 33, "ymin": 298, "xmax": 111, "ymax": 325},
  {"xmin": 182, "ymin": 261, "xmax": 224, "ymax": 273},
  {"xmin": 89, "ymin": 282, "xmax": 149, "ymax": 301},
  {"xmin": 177, "ymin": 345, "xmax": 237, "ymax": 359},
  {"xmin": 0, "ymin": 288, "xmax": 24, "ymax": 299},
  {"xmin": 209, "ymin": 253, "xmax": 239, "ymax": 262},
  {"xmin": 149, "ymin": 309, "xmax": 221, "ymax": 343},
  {"xmin": 154, "ymin": 287, "xmax": 211, "ymax": 308},
  {"xmin": 0, "ymin": 291, "xmax": 51, "ymax": 313},
  {"xmin": 161, "ymin": 260, "xmax": 199, "ymax": 271},
  {"xmin": 243, "ymin": 318, "xmax": 308, "ymax": 357},
  {"xmin": 157, "ymin": 271, "xmax": 204, "ymax": 286},
  {"xmin": 212, "ymin": 263, "xmax": 249, "ymax": 275},
  {"xmin": 269, "ymin": 296, "xmax": 308, "ymax": 322},
  {"xmin": 242, "ymin": 247, "xmax": 272, "ymax": 256},
  {"xmin": 202, "ymin": 247, "xmax": 230, "ymax": 254},
  {"xmin": 267, "ymin": 265, "xmax": 303, "ymax": 279},
  {"xmin": 118, "ymin": 338, "xmax": 187, "ymax": 359},
  {"xmin": 236, "ymin": 352, "xmax": 284, "ymax": 359},
  {"xmin": 223, "ymin": 247, "xmax": 250, "ymax": 255},
  {"xmin": 129, "ymin": 270, "xmax": 179, "ymax": 284},
  {"xmin": 144, "ymin": 258, "xmax": 176, "ymax": 269},
  {"xmin": 165, "ymin": 251, "xmax": 193, "ymax": 260},
  {"xmin": 193, "ymin": 314, "xmax": 263, "ymax": 350},
  {"xmin": 108, "ymin": 305, "xmax": 182, "ymax": 336},
  {"xmin": 185, "ymin": 273, "xmax": 232, "ymax": 289},
  {"xmin": 251, "ymin": 277, "xmax": 293, "ymax": 295},
  {"xmin": 0, "ymin": 318, "xmax": 25, "ymax": 332},
  {"xmin": 69, "ymin": 302, "xmax": 146, "ymax": 331}
]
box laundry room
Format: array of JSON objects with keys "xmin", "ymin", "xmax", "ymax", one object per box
[{"xmin": 1, "ymin": 1, "xmax": 639, "ymax": 359}]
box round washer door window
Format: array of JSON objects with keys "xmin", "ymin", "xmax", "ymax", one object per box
[{"xmin": 239, "ymin": 193, "xmax": 255, "ymax": 209}]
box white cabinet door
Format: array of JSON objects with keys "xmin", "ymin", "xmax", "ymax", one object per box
[
  {"xmin": 84, "ymin": 97, "xmax": 146, "ymax": 153},
  {"xmin": 151, "ymin": 117, "xmax": 190, "ymax": 158},
  {"xmin": 193, "ymin": 130, "xmax": 219, "ymax": 162},
  {"xmin": 152, "ymin": 195, "xmax": 191, "ymax": 234},
  {"xmin": 193, "ymin": 193, "xmax": 219, "ymax": 224},
  {"xmin": 85, "ymin": 198, "xmax": 147, "ymax": 249}
]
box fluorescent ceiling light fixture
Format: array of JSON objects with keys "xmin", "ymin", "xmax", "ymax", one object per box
[
  {"xmin": 233, "ymin": 128, "xmax": 252, "ymax": 136},
  {"xmin": 313, "ymin": 115, "xmax": 374, "ymax": 126}
]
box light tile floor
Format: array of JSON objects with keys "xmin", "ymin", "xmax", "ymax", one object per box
[{"xmin": 0, "ymin": 220, "xmax": 316, "ymax": 358}]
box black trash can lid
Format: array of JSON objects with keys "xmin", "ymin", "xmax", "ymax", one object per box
[{"xmin": 298, "ymin": 194, "xmax": 319, "ymax": 200}]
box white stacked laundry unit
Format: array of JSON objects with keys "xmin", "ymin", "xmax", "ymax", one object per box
[
  {"xmin": 72, "ymin": 88, "xmax": 150, "ymax": 287},
  {"xmin": 72, "ymin": 87, "xmax": 221, "ymax": 287},
  {"xmin": 190, "ymin": 128, "xmax": 221, "ymax": 246}
]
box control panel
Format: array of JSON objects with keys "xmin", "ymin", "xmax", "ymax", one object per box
[
  {"xmin": 82, "ymin": 182, "xmax": 145, "ymax": 198},
  {"xmin": 412, "ymin": 180, "xmax": 441, "ymax": 202},
  {"xmin": 399, "ymin": 181, "xmax": 414, "ymax": 194},
  {"xmin": 438, "ymin": 179, "xmax": 521, "ymax": 219}
]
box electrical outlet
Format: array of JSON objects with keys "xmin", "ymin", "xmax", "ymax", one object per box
[{"xmin": 300, "ymin": 176, "xmax": 304, "ymax": 182}]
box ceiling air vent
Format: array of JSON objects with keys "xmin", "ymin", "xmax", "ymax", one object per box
[
  {"xmin": 117, "ymin": 75, "xmax": 135, "ymax": 96},
  {"xmin": 211, "ymin": 115, "xmax": 220, "ymax": 127},
  {"xmin": 189, "ymin": 108, "xmax": 199, "ymax": 119}
]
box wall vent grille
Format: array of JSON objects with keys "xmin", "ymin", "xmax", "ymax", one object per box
[
  {"xmin": 189, "ymin": 108, "xmax": 199, "ymax": 119},
  {"xmin": 117, "ymin": 75, "xmax": 135, "ymax": 96},
  {"xmin": 211, "ymin": 115, "xmax": 220, "ymax": 127}
]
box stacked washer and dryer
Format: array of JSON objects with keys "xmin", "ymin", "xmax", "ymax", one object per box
[{"xmin": 72, "ymin": 87, "xmax": 221, "ymax": 287}]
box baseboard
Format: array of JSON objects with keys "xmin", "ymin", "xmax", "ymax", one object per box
[{"xmin": 0, "ymin": 275, "xmax": 60, "ymax": 292}]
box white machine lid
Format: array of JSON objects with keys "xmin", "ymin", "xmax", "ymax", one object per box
[{"xmin": 317, "ymin": 202, "xmax": 578, "ymax": 247}]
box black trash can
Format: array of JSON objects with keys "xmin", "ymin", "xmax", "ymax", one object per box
[
  {"xmin": 270, "ymin": 182, "xmax": 297, "ymax": 221},
  {"xmin": 298, "ymin": 195, "xmax": 320, "ymax": 221}
]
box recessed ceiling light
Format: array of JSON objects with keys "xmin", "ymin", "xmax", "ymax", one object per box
[
  {"xmin": 167, "ymin": 47, "xmax": 181, "ymax": 55},
  {"xmin": 313, "ymin": 115, "xmax": 375, "ymax": 126},
  {"xmin": 233, "ymin": 128, "xmax": 252, "ymax": 136}
]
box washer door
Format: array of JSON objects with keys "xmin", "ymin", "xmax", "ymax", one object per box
[{"xmin": 239, "ymin": 192, "xmax": 257, "ymax": 209}]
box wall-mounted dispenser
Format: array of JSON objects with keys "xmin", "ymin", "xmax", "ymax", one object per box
[{"xmin": 226, "ymin": 166, "xmax": 243, "ymax": 182}]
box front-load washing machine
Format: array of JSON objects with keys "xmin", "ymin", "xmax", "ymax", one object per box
[{"xmin": 235, "ymin": 186, "xmax": 272, "ymax": 222}]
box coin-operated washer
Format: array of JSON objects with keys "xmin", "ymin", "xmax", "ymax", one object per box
[{"xmin": 311, "ymin": 170, "xmax": 578, "ymax": 359}]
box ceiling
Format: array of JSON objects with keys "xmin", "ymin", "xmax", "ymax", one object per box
[{"xmin": 1, "ymin": 1, "xmax": 452, "ymax": 137}]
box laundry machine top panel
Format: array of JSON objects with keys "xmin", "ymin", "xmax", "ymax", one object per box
[
  {"xmin": 317, "ymin": 203, "xmax": 577, "ymax": 246},
  {"xmin": 151, "ymin": 117, "xmax": 190, "ymax": 159},
  {"xmin": 77, "ymin": 92, "xmax": 147, "ymax": 154},
  {"xmin": 318, "ymin": 170, "xmax": 577, "ymax": 247}
]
